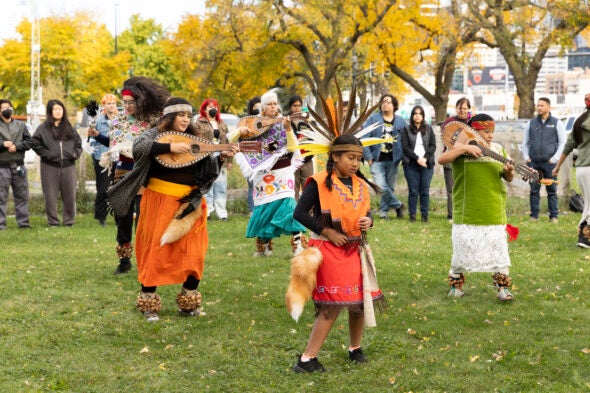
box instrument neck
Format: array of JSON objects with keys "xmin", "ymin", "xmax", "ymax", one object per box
[{"xmin": 472, "ymin": 142, "xmax": 513, "ymax": 165}]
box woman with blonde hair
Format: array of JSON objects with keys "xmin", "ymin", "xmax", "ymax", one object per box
[{"xmin": 88, "ymin": 93, "xmax": 118, "ymax": 226}]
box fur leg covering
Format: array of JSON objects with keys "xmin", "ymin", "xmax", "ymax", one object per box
[
  {"xmin": 492, "ymin": 272, "xmax": 512, "ymax": 288},
  {"xmin": 254, "ymin": 238, "xmax": 273, "ymax": 257},
  {"xmin": 136, "ymin": 292, "xmax": 162, "ymax": 313},
  {"xmin": 448, "ymin": 273, "xmax": 465, "ymax": 289},
  {"xmin": 176, "ymin": 287, "xmax": 202, "ymax": 316},
  {"xmin": 116, "ymin": 243, "xmax": 133, "ymax": 259},
  {"xmin": 285, "ymin": 247, "xmax": 323, "ymax": 322},
  {"xmin": 160, "ymin": 202, "xmax": 202, "ymax": 246}
]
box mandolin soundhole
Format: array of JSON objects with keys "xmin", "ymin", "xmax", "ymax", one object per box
[
  {"xmin": 255, "ymin": 121, "xmax": 263, "ymax": 130},
  {"xmin": 191, "ymin": 143, "xmax": 201, "ymax": 154}
]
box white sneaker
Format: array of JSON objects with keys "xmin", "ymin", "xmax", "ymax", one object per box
[
  {"xmin": 144, "ymin": 311, "xmax": 160, "ymax": 322},
  {"xmin": 448, "ymin": 287, "xmax": 464, "ymax": 297},
  {"xmin": 497, "ymin": 287, "xmax": 514, "ymax": 301},
  {"xmin": 253, "ymin": 245, "xmax": 272, "ymax": 257}
]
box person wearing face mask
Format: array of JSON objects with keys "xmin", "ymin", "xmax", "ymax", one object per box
[
  {"xmin": 32, "ymin": 99, "xmax": 83, "ymax": 227},
  {"xmin": 553, "ymin": 93, "xmax": 590, "ymax": 247},
  {"xmin": 193, "ymin": 98, "xmax": 232, "ymax": 222},
  {"xmin": 0, "ymin": 99, "xmax": 33, "ymax": 229}
]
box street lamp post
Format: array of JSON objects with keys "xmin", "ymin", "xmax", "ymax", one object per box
[{"xmin": 114, "ymin": 2, "xmax": 119, "ymax": 54}]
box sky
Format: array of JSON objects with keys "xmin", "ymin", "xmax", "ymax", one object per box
[{"xmin": 2, "ymin": 0, "xmax": 207, "ymax": 42}]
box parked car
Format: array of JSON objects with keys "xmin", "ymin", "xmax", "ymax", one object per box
[
  {"xmin": 561, "ymin": 116, "xmax": 576, "ymax": 134},
  {"xmin": 493, "ymin": 119, "xmax": 528, "ymax": 163},
  {"xmin": 220, "ymin": 113, "xmax": 240, "ymax": 132},
  {"xmin": 193, "ymin": 113, "xmax": 240, "ymax": 133}
]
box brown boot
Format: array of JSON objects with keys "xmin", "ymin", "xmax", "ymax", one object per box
[{"xmin": 253, "ymin": 238, "xmax": 272, "ymax": 257}]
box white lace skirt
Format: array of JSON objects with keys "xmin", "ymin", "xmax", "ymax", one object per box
[{"xmin": 450, "ymin": 224, "xmax": 511, "ymax": 274}]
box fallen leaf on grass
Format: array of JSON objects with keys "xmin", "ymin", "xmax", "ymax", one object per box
[
  {"xmin": 165, "ymin": 344, "xmax": 174, "ymax": 350},
  {"xmin": 389, "ymin": 377, "xmax": 396, "ymax": 384},
  {"xmin": 492, "ymin": 351, "xmax": 504, "ymax": 361},
  {"xmin": 581, "ymin": 348, "xmax": 590, "ymax": 354},
  {"xmin": 158, "ymin": 363, "xmax": 167, "ymax": 370},
  {"xmin": 139, "ymin": 347, "xmax": 149, "ymax": 353},
  {"xmin": 407, "ymin": 328, "xmax": 416, "ymax": 335},
  {"xmin": 469, "ymin": 355, "xmax": 479, "ymax": 363}
]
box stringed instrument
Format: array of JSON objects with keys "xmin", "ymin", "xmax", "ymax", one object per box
[
  {"xmin": 441, "ymin": 121, "xmax": 541, "ymax": 183},
  {"xmin": 155, "ymin": 131, "xmax": 276, "ymax": 169},
  {"xmin": 237, "ymin": 112, "xmax": 309, "ymax": 139}
]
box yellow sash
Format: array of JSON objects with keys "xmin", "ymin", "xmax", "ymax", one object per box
[{"xmin": 146, "ymin": 178, "xmax": 193, "ymax": 198}]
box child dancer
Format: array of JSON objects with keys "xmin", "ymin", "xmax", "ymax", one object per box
[{"xmin": 438, "ymin": 113, "xmax": 515, "ymax": 301}]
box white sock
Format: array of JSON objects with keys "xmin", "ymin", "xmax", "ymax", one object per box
[{"xmin": 300, "ymin": 354, "xmax": 312, "ymax": 362}]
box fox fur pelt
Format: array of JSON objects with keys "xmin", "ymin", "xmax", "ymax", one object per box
[
  {"xmin": 160, "ymin": 202, "xmax": 202, "ymax": 246},
  {"xmin": 285, "ymin": 246, "xmax": 323, "ymax": 322}
]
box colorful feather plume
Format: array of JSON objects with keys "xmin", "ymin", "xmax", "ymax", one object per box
[{"xmin": 291, "ymin": 79, "xmax": 392, "ymax": 156}]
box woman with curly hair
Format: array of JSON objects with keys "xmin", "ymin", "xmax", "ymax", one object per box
[{"xmin": 94, "ymin": 76, "xmax": 170, "ymax": 275}]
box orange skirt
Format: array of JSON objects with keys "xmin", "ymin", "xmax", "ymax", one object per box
[{"xmin": 135, "ymin": 185, "xmax": 208, "ymax": 287}]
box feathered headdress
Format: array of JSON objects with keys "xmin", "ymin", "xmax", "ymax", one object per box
[{"xmin": 289, "ymin": 79, "xmax": 393, "ymax": 156}]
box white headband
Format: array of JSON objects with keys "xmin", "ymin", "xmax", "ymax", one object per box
[{"xmin": 163, "ymin": 104, "xmax": 193, "ymax": 115}]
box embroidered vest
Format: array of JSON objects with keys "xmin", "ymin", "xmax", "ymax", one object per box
[{"xmin": 312, "ymin": 170, "xmax": 371, "ymax": 240}]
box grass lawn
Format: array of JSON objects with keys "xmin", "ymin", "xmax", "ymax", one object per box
[{"xmin": 1, "ymin": 197, "xmax": 590, "ymax": 392}]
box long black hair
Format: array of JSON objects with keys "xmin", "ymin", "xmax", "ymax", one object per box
[
  {"xmin": 325, "ymin": 134, "xmax": 379, "ymax": 193},
  {"xmin": 44, "ymin": 99, "xmax": 76, "ymax": 141},
  {"xmin": 246, "ymin": 96, "xmax": 261, "ymax": 116},
  {"xmin": 409, "ymin": 105, "xmax": 427, "ymax": 134},
  {"xmin": 157, "ymin": 97, "xmax": 197, "ymax": 135},
  {"xmin": 573, "ymin": 96, "xmax": 590, "ymax": 147}
]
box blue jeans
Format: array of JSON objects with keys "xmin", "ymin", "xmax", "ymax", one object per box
[
  {"xmin": 403, "ymin": 162, "xmax": 433, "ymax": 217},
  {"xmin": 205, "ymin": 168, "xmax": 228, "ymax": 219},
  {"xmin": 528, "ymin": 160, "xmax": 558, "ymax": 218},
  {"xmin": 370, "ymin": 160, "xmax": 402, "ymax": 216}
]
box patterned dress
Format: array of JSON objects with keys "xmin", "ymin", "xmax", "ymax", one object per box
[{"xmin": 450, "ymin": 142, "xmax": 511, "ymax": 273}]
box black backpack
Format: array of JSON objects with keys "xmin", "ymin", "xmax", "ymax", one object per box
[{"xmin": 569, "ymin": 190, "xmax": 584, "ymax": 213}]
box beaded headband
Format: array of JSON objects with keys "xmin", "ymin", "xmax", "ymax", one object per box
[{"xmin": 163, "ymin": 104, "xmax": 193, "ymax": 115}]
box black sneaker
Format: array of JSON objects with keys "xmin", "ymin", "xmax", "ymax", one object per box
[
  {"xmin": 395, "ymin": 203, "xmax": 405, "ymax": 219},
  {"xmin": 348, "ymin": 348, "xmax": 367, "ymax": 363},
  {"xmin": 114, "ymin": 261, "xmax": 132, "ymax": 275},
  {"xmin": 577, "ymin": 233, "xmax": 590, "ymax": 248},
  {"xmin": 293, "ymin": 356, "xmax": 326, "ymax": 373}
]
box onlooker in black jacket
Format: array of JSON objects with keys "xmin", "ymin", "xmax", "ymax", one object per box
[{"xmin": 0, "ymin": 99, "xmax": 33, "ymax": 229}]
